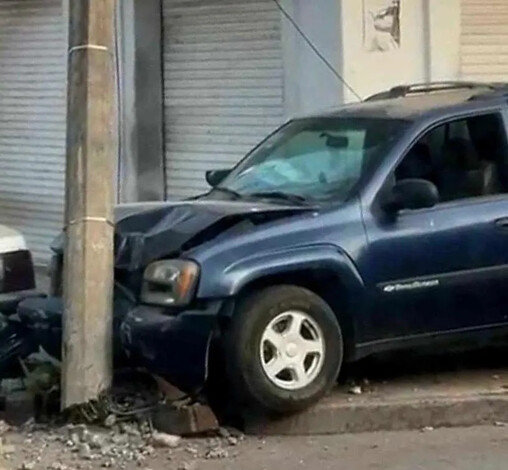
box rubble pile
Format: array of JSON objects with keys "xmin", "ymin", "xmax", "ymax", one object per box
[
  {"xmin": 2, "ymin": 420, "xmax": 244, "ymax": 470},
  {"xmin": 0, "ymin": 363, "xmax": 242, "ymax": 469}
]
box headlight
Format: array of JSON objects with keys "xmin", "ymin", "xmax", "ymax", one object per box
[{"xmin": 141, "ymin": 260, "xmax": 199, "ymax": 307}]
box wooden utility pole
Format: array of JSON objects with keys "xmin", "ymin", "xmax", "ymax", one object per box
[{"xmin": 62, "ymin": 0, "xmax": 116, "ymax": 409}]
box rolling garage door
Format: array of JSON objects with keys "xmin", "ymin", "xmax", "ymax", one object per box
[
  {"xmin": 0, "ymin": 0, "xmax": 66, "ymax": 264},
  {"xmin": 162, "ymin": 0, "xmax": 285, "ymax": 199},
  {"xmin": 461, "ymin": 0, "xmax": 508, "ymax": 81}
]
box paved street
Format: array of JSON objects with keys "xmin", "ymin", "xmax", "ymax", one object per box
[
  {"xmin": 193, "ymin": 426, "xmax": 508, "ymax": 470},
  {"xmin": 2, "ymin": 424, "xmax": 508, "ymax": 470}
]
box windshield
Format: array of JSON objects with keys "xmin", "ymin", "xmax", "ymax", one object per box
[{"xmin": 218, "ymin": 117, "xmax": 408, "ymax": 203}]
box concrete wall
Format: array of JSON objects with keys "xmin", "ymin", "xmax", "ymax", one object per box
[
  {"xmin": 340, "ymin": 0, "xmax": 462, "ymax": 102},
  {"xmin": 281, "ymin": 0, "xmax": 344, "ymax": 118},
  {"xmin": 426, "ymin": 0, "xmax": 461, "ymax": 81},
  {"xmin": 117, "ymin": 0, "xmax": 165, "ymax": 203}
]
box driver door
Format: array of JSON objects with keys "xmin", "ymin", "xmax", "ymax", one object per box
[{"xmin": 358, "ymin": 111, "xmax": 508, "ymax": 344}]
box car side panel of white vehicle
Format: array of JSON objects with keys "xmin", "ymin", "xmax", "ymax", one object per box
[{"xmin": 0, "ymin": 225, "xmax": 27, "ymax": 254}]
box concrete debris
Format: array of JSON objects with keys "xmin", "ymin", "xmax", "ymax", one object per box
[
  {"xmin": 151, "ymin": 432, "xmax": 181, "ymax": 449},
  {"xmin": 227, "ymin": 436, "xmax": 239, "ymax": 446},
  {"xmin": 1, "ymin": 440, "xmax": 16, "ymax": 456},
  {"xmin": 204, "ymin": 446, "xmax": 229, "ymax": 460},
  {"xmin": 177, "ymin": 462, "xmax": 196, "ymax": 470},
  {"xmin": 119, "ymin": 422, "xmax": 141, "ymax": 437},
  {"xmin": 103, "ymin": 415, "xmax": 116, "ymax": 428},
  {"xmin": 185, "ymin": 445, "xmax": 199, "ymax": 456},
  {"xmin": 0, "ymin": 420, "xmax": 10, "ymax": 435},
  {"xmin": 19, "ymin": 463, "xmax": 35, "ymax": 470},
  {"xmin": 47, "ymin": 464, "xmax": 70, "ymax": 470},
  {"xmin": 88, "ymin": 433, "xmax": 105, "ymax": 450},
  {"xmin": 348, "ymin": 385, "xmax": 363, "ymax": 395},
  {"xmin": 77, "ymin": 442, "xmax": 92, "ymax": 460}
]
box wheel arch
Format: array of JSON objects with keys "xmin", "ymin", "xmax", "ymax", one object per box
[
  {"xmin": 235, "ymin": 270, "xmax": 359, "ymax": 360},
  {"xmin": 212, "ymin": 246, "xmax": 363, "ymax": 360}
]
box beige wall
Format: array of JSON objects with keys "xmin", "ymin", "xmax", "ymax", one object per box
[{"xmin": 340, "ymin": 0, "xmax": 461, "ymax": 102}]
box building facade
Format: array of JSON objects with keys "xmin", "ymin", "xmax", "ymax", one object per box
[{"xmin": 0, "ymin": 0, "xmax": 506, "ymax": 263}]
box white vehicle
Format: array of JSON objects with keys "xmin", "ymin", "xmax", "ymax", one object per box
[{"xmin": 0, "ymin": 225, "xmax": 38, "ymax": 313}]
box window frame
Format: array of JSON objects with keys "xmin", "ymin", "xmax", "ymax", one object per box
[{"xmin": 382, "ymin": 109, "xmax": 508, "ymax": 213}]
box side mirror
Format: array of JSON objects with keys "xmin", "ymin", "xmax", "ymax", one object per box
[
  {"xmin": 383, "ymin": 178, "xmax": 439, "ymax": 212},
  {"xmin": 205, "ymin": 169, "xmax": 231, "ymax": 188}
]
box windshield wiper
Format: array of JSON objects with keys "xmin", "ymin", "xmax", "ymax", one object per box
[
  {"xmin": 247, "ymin": 191, "xmax": 310, "ymax": 205},
  {"xmin": 213, "ymin": 187, "xmax": 243, "ymax": 199}
]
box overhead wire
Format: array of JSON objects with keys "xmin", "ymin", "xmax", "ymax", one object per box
[{"xmin": 271, "ymin": 0, "xmax": 363, "ymax": 102}]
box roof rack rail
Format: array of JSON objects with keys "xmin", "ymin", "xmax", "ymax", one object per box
[{"xmin": 365, "ymin": 81, "xmax": 498, "ymax": 102}]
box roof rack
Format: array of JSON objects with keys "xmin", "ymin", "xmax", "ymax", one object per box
[{"xmin": 365, "ymin": 81, "xmax": 501, "ymax": 102}]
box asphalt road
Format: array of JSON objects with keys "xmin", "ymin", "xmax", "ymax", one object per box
[{"xmin": 191, "ymin": 425, "xmax": 508, "ymax": 470}]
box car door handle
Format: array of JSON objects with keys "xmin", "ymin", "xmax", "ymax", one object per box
[{"xmin": 495, "ymin": 218, "xmax": 508, "ymax": 230}]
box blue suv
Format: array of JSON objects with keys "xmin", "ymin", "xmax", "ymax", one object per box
[{"xmin": 18, "ymin": 82, "xmax": 508, "ymax": 414}]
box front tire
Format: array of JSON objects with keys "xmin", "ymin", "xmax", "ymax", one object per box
[{"xmin": 225, "ymin": 285, "xmax": 343, "ymax": 414}]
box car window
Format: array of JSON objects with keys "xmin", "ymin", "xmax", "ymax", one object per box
[
  {"xmin": 395, "ymin": 113, "xmax": 508, "ymax": 204},
  {"xmin": 220, "ymin": 117, "xmax": 408, "ymax": 202}
]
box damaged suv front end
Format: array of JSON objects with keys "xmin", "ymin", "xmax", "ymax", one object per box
[
  {"xmin": 116, "ymin": 200, "xmax": 311, "ymax": 392},
  {"xmin": 20, "ymin": 200, "xmax": 310, "ymax": 393}
]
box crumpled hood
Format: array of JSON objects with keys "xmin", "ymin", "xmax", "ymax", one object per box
[{"xmin": 113, "ymin": 200, "xmax": 313, "ymax": 270}]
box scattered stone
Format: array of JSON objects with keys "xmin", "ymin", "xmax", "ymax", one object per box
[
  {"xmin": 1, "ymin": 441, "xmax": 16, "ymax": 456},
  {"xmin": 227, "ymin": 436, "xmax": 239, "ymax": 446},
  {"xmin": 142, "ymin": 445, "xmax": 155, "ymax": 456},
  {"xmin": 151, "ymin": 432, "xmax": 181, "ymax": 449},
  {"xmin": 104, "ymin": 415, "xmax": 116, "ymax": 428},
  {"xmin": 19, "ymin": 463, "xmax": 35, "ymax": 470},
  {"xmin": 75, "ymin": 425, "xmax": 89, "ymax": 443},
  {"xmin": 348, "ymin": 385, "xmax": 363, "ymax": 395},
  {"xmin": 218, "ymin": 427, "xmax": 230, "ymax": 439},
  {"xmin": 495, "ymin": 421, "xmax": 507, "ymax": 427},
  {"xmin": 421, "ymin": 426, "xmax": 434, "ymax": 432},
  {"xmin": 48, "ymin": 463, "xmax": 68, "ymax": 470},
  {"xmin": 178, "ymin": 462, "xmax": 196, "ymax": 470},
  {"xmin": 88, "ymin": 433, "xmax": 104, "ymax": 450},
  {"xmin": 110, "ymin": 433, "xmax": 128, "ymax": 445},
  {"xmin": 185, "ymin": 445, "xmax": 198, "ymax": 456},
  {"xmin": 119, "ymin": 423, "xmax": 140, "ymax": 437},
  {"xmin": 77, "ymin": 443, "xmax": 92, "ymax": 460},
  {"xmin": 204, "ymin": 447, "xmax": 229, "ymax": 460},
  {"xmin": 0, "ymin": 420, "xmax": 10, "ymax": 435}
]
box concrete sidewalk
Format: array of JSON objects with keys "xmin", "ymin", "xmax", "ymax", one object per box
[{"xmin": 246, "ymin": 348, "xmax": 508, "ymax": 435}]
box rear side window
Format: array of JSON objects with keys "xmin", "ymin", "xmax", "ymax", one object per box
[{"xmin": 396, "ymin": 113, "xmax": 508, "ymax": 203}]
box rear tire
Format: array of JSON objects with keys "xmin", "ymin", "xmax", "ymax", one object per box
[{"xmin": 224, "ymin": 285, "xmax": 343, "ymax": 414}]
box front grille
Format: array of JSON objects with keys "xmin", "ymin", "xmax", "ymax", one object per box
[{"xmin": 1, "ymin": 250, "xmax": 35, "ymax": 293}]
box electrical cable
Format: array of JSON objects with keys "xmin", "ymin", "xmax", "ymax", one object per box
[{"xmin": 271, "ymin": 0, "xmax": 363, "ymax": 102}]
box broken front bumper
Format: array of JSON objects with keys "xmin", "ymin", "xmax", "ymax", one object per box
[
  {"xmin": 120, "ymin": 301, "xmax": 223, "ymax": 393},
  {"xmin": 17, "ymin": 289, "xmax": 135, "ymax": 364},
  {"xmin": 17, "ymin": 292, "xmax": 223, "ymax": 394}
]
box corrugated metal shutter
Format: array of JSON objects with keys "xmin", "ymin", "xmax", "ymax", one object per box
[
  {"xmin": 162, "ymin": 0, "xmax": 284, "ymax": 199},
  {"xmin": 0, "ymin": 0, "xmax": 66, "ymax": 264},
  {"xmin": 461, "ymin": 0, "xmax": 508, "ymax": 81}
]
